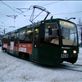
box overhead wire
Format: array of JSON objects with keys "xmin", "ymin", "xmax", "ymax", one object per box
[
  {"xmin": 0, "ymin": 1, "xmax": 60, "ymax": 18},
  {"xmin": 1, "ymin": 1, "xmax": 82, "ymax": 17},
  {"xmin": 41, "ymin": 1, "xmax": 82, "ymax": 16},
  {"xmin": 18, "ymin": 1, "xmax": 82, "ymax": 23},
  {"xmin": 18, "ymin": 1, "xmax": 59, "ymax": 18},
  {"xmin": 0, "ymin": 0, "xmax": 32, "ymax": 17},
  {"xmin": 0, "ymin": 1, "xmax": 82, "ymax": 23},
  {"xmin": 54, "ymin": 11, "xmax": 82, "ymax": 15},
  {"xmin": 42, "ymin": 1, "xmax": 60, "ymax": 6},
  {"xmin": 0, "ymin": 0, "xmax": 21, "ymax": 14}
]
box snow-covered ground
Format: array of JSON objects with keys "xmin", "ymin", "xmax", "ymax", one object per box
[{"xmin": 0, "ymin": 47, "xmax": 82, "ymax": 82}]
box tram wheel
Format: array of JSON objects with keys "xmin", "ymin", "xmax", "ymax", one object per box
[{"xmin": 19, "ymin": 52, "xmax": 24, "ymax": 59}]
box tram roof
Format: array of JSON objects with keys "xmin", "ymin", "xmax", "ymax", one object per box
[{"xmin": 4, "ymin": 18, "xmax": 76, "ymax": 36}]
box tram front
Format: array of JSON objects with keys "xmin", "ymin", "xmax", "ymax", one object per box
[
  {"xmin": 59, "ymin": 19, "xmax": 79, "ymax": 64},
  {"xmin": 44, "ymin": 19, "xmax": 79, "ymax": 64},
  {"xmin": 32, "ymin": 19, "xmax": 79, "ymax": 65}
]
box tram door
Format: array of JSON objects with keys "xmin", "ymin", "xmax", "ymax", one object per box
[{"xmin": 31, "ymin": 26, "xmax": 40, "ymax": 61}]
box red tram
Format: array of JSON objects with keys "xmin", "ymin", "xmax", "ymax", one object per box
[{"xmin": 2, "ymin": 18, "xmax": 79, "ymax": 65}]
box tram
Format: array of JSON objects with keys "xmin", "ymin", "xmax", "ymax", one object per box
[{"xmin": 2, "ymin": 18, "xmax": 79, "ymax": 65}]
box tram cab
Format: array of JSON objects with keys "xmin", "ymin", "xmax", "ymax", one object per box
[{"xmin": 31, "ymin": 19, "xmax": 79, "ymax": 65}]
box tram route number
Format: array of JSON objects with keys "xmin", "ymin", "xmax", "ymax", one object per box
[{"xmin": 61, "ymin": 54, "xmax": 68, "ymax": 58}]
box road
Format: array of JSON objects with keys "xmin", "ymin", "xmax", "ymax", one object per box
[{"xmin": 0, "ymin": 47, "xmax": 82, "ymax": 82}]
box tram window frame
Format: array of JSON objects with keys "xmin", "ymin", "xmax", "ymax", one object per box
[
  {"xmin": 3, "ymin": 35, "xmax": 8, "ymax": 39},
  {"xmin": 45, "ymin": 23, "xmax": 59, "ymax": 38},
  {"xmin": 10, "ymin": 32, "xmax": 15, "ymax": 41},
  {"xmin": 14, "ymin": 32, "xmax": 19, "ymax": 43},
  {"xmin": 15, "ymin": 32, "xmax": 19, "ymax": 39},
  {"xmin": 34, "ymin": 27, "xmax": 39, "ymax": 39},
  {"xmin": 19, "ymin": 29, "xmax": 26, "ymax": 41},
  {"xmin": 25, "ymin": 28, "xmax": 33, "ymax": 42},
  {"xmin": 44, "ymin": 22, "xmax": 59, "ymax": 45},
  {"xmin": 2, "ymin": 34, "xmax": 8, "ymax": 43}
]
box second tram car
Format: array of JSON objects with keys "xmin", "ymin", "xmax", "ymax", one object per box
[{"xmin": 2, "ymin": 18, "xmax": 79, "ymax": 65}]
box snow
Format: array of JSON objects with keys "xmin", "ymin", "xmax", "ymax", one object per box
[{"xmin": 0, "ymin": 47, "xmax": 82, "ymax": 82}]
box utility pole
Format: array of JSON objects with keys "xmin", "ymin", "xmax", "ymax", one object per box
[
  {"xmin": 3, "ymin": 28, "xmax": 5, "ymax": 35},
  {"xmin": 0, "ymin": 21, "xmax": 6, "ymax": 35}
]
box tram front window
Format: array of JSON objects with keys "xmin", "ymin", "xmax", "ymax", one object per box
[
  {"xmin": 45, "ymin": 23, "xmax": 59, "ymax": 45},
  {"xmin": 59, "ymin": 20, "xmax": 77, "ymax": 46}
]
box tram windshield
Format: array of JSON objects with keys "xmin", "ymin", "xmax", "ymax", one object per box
[{"xmin": 59, "ymin": 20, "xmax": 77, "ymax": 46}]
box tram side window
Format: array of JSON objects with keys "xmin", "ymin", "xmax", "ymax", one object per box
[
  {"xmin": 2, "ymin": 35, "xmax": 8, "ymax": 43},
  {"xmin": 19, "ymin": 30, "xmax": 26, "ymax": 40},
  {"xmin": 45, "ymin": 23, "xmax": 59, "ymax": 45},
  {"xmin": 45, "ymin": 23, "xmax": 59, "ymax": 40},
  {"xmin": 34, "ymin": 27, "xmax": 39, "ymax": 40},
  {"xmin": 10, "ymin": 33, "xmax": 15, "ymax": 41},
  {"xmin": 25, "ymin": 29, "xmax": 33, "ymax": 42},
  {"xmin": 15, "ymin": 33, "xmax": 19, "ymax": 39}
]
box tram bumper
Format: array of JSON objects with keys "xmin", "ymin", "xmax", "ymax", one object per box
[{"xmin": 61, "ymin": 47, "xmax": 78, "ymax": 64}]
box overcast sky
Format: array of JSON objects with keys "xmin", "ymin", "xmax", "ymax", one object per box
[{"xmin": 0, "ymin": 1, "xmax": 82, "ymax": 33}]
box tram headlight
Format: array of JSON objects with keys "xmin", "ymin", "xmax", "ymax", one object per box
[
  {"xmin": 63, "ymin": 50, "xmax": 67, "ymax": 54},
  {"xmin": 73, "ymin": 50, "xmax": 77, "ymax": 54}
]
